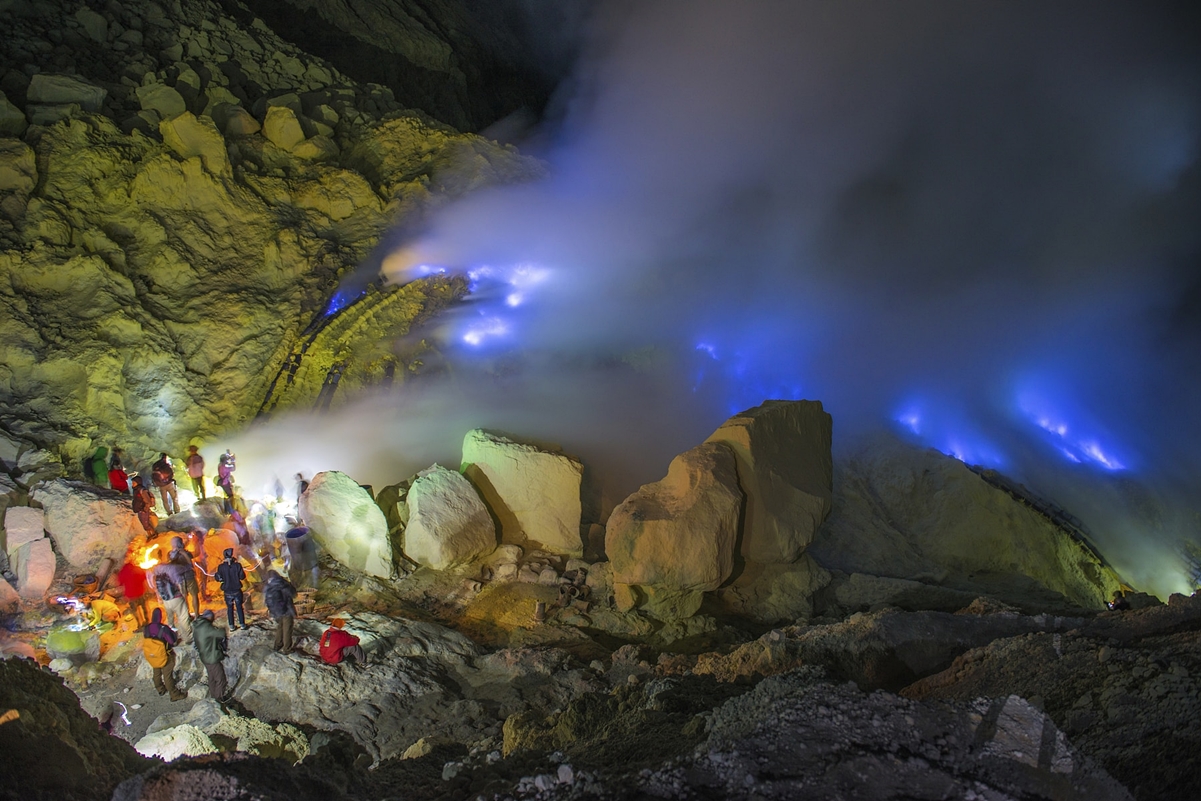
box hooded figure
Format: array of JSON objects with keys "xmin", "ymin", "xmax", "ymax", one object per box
[
  {"xmin": 88, "ymin": 446, "xmax": 109, "ymax": 487},
  {"xmin": 215, "ymin": 548, "xmax": 247, "ymax": 630},
  {"xmin": 192, "ymin": 609, "xmax": 229, "ymax": 701},
  {"xmin": 263, "ymin": 570, "xmax": 297, "ymax": 654},
  {"xmin": 142, "ymin": 608, "xmax": 185, "ymax": 701}
]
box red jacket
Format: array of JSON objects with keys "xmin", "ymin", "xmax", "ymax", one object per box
[
  {"xmin": 319, "ymin": 627, "xmax": 360, "ymax": 664},
  {"xmin": 109, "ymin": 468, "xmax": 129, "ymax": 493},
  {"xmin": 117, "ymin": 562, "xmax": 147, "ymax": 598}
]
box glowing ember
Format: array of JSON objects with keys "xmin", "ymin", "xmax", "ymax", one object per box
[{"xmin": 138, "ymin": 544, "xmax": 161, "ymax": 570}]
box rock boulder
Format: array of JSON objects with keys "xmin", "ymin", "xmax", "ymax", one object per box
[
  {"xmin": 159, "ymin": 112, "xmax": 231, "ymax": 177},
  {"xmin": 607, "ymin": 442, "xmax": 742, "ymax": 596},
  {"xmin": 12, "ymin": 538, "xmax": 55, "ymax": 599},
  {"xmin": 404, "ymin": 465, "xmax": 496, "ymax": 570},
  {"xmin": 262, "ymin": 105, "xmax": 306, "ymax": 151},
  {"xmin": 30, "ymin": 480, "xmax": 139, "ymax": 571},
  {"xmin": 136, "ymin": 83, "xmax": 187, "ymax": 120},
  {"xmin": 3, "ymin": 506, "xmax": 45, "ymax": 555},
  {"xmin": 26, "ymin": 73, "xmax": 107, "ymax": 112},
  {"xmin": 462, "ymin": 429, "xmax": 583, "ymax": 555},
  {"xmin": 705, "ymin": 400, "xmax": 833, "ymax": 564},
  {"xmin": 299, "ymin": 471, "xmax": 392, "ymax": 578}
]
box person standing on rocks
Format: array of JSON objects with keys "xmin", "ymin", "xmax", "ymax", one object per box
[
  {"xmin": 150, "ymin": 560, "xmax": 192, "ymax": 644},
  {"xmin": 132, "ymin": 476, "xmax": 159, "ymax": 537},
  {"xmin": 185, "ymin": 445, "xmax": 206, "ymax": 500},
  {"xmin": 319, "ymin": 618, "xmax": 366, "ymax": 667},
  {"xmin": 168, "ymin": 535, "xmax": 201, "ymax": 617},
  {"xmin": 215, "ymin": 548, "xmax": 247, "ymax": 631},
  {"xmin": 152, "ymin": 453, "xmax": 179, "ymax": 516},
  {"xmin": 191, "ymin": 527, "xmax": 211, "ymax": 603},
  {"xmin": 216, "ymin": 451, "xmax": 237, "ymax": 513},
  {"xmin": 263, "ymin": 570, "xmax": 297, "ymax": 654},
  {"xmin": 142, "ymin": 608, "xmax": 186, "ymax": 702},
  {"xmin": 116, "ymin": 552, "xmax": 151, "ymax": 627},
  {"xmin": 193, "ymin": 610, "xmax": 230, "ymax": 702}
]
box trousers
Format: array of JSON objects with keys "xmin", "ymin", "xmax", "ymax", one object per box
[
  {"xmin": 204, "ymin": 660, "xmax": 228, "ymax": 700},
  {"xmin": 151, "ymin": 649, "xmax": 177, "ymax": 695},
  {"xmin": 224, "ymin": 591, "xmax": 245, "ymax": 628},
  {"xmin": 273, "ymin": 614, "xmax": 294, "ymax": 653}
]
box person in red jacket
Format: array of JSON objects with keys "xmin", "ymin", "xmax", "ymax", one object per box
[
  {"xmin": 319, "ymin": 618, "xmax": 366, "ymax": 666},
  {"xmin": 116, "ymin": 556, "xmax": 151, "ymax": 627}
]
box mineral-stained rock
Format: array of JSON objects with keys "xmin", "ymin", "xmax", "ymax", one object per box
[
  {"xmin": 26, "ymin": 103, "xmax": 81, "ymax": 126},
  {"xmin": 705, "ymin": 400, "xmax": 833, "ymax": 564},
  {"xmin": 462, "ymin": 429, "xmax": 583, "ymax": 555},
  {"xmin": 74, "ymin": 7, "xmax": 108, "ymax": 43},
  {"xmin": 0, "ymin": 91, "xmax": 26, "ymax": 137},
  {"xmin": 0, "ymin": 139, "xmax": 36, "ymax": 194},
  {"xmin": 607, "ymin": 442, "xmax": 742, "ymax": 596},
  {"xmin": 3, "ymin": 506, "xmax": 45, "ymax": 555},
  {"xmin": 299, "ymin": 471, "xmax": 393, "ymax": 578},
  {"xmin": 30, "ymin": 480, "xmax": 139, "ymax": 571},
  {"xmin": 134, "ymin": 724, "xmax": 218, "ymax": 760},
  {"xmin": 0, "ymin": 575, "xmax": 19, "ymax": 612},
  {"xmin": 135, "ymin": 83, "xmax": 187, "ymax": 120},
  {"xmin": 403, "ymin": 465, "xmax": 496, "ymax": 570},
  {"xmin": 809, "ymin": 434, "xmax": 1122, "ymax": 610},
  {"xmin": 26, "ymin": 73, "xmax": 107, "ymax": 112},
  {"xmin": 12, "ymin": 537, "xmax": 55, "ymax": 598},
  {"xmin": 262, "ymin": 105, "xmax": 306, "ymax": 150},
  {"xmin": 159, "ymin": 112, "xmax": 231, "ymax": 177},
  {"xmin": 714, "ymin": 554, "xmax": 831, "ymax": 623},
  {"xmin": 292, "ymin": 134, "xmax": 340, "ymax": 161},
  {"xmin": 218, "ymin": 104, "xmax": 261, "ymax": 136}
]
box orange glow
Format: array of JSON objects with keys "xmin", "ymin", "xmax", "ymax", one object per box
[{"xmin": 138, "ymin": 543, "xmax": 161, "ymax": 570}]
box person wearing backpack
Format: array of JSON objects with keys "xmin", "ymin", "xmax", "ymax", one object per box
[
  {"xmin": 168, "ymin": 535, "xmax": 201, "ymax": 617},
  {"xmin": 142, "ymin": 608, "xmax": 186, "ymax": 701},
  {"xmin": 193, "ymin": 610, "xmax": 230, "ymax": 701},
  {"xmin": 150, "ymin": 561, "xmax": 192, "ymax": 644},
  {"xmin": 215, "ymin": 548, "xmax": 247, "ymax": 630},
  {"xmin": 131, "ymin": 476, "xmax": 159, "ymax": 537},
  {"xmin": 151, "ymin": 453, "xmax": 179, "ymax": 516}
]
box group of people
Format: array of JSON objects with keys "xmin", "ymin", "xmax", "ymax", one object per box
[{"xmin": 85, "ymin": 445, "xmax": 241, "ymax": 532}]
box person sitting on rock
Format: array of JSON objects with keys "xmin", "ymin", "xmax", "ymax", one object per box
[
  {"xmin": 151, "ymin": 452, "xmax": 179, "ymax": 516},
  {"xmin": 263, "ymin": 570, "xmax": 297, "ymax": 654},
  {"xmin": 85, "ymin": 445, "xmax": 109, "ymax": 487},
  {"xmin": 319, "ymin": 618, "xmax": 366, "ymax": 667},
  {"xmin": 168, "ymin": 535, "xmax": 202, "ymax": 617},
  {"xmin": 142, "ymin": 608, "xmax": 186, "ymax": 701},
  {"xmin": 1108, "ymin": 591, "xmax": 1131, "ymax": 611},
  {"xmin": 108, "ymin": 447, "xmax": 130, "ymax": 494},
  {"xmin": 215, "ymin": 548, "xmax": 247, "ymax": 631},
  {"xmin": 193, "ymin": 610, "xmax": 230, "ymax": 702},
  {"xmin": 149, "ymin": 560, "xmax": 192, "ymax": 644}
]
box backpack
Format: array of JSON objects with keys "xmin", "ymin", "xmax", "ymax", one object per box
[
  {"xmin": 142, "ymin": 636, "xmax": 169, "ymax": 668},
  {"xmin": 152, "ymin": 464, "xmax": 171, "ymax": 485},
  {"xmin": 154, "ymin": 572, "xmax": 179, "ymax": 601}
]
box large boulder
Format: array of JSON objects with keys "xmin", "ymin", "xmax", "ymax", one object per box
[
  {"xmin": 26, "ymin": 73, "xmax": 107, "ymax": 112},
  {"xmin": 262, "ymin": 105, "xmax": 306, "ymax": 151},
  {"xmin": 29, "ymin": 480, "xmax": 139, "ymax": 571},
  {"xmin": 461, "ymin": 429, "xmax": 584, "ymax": 555},
  {"xmin": 607, "ymin": 442, "xmax": 742, "ymax": 604},
  {"xmin": 705, "ymin": 400, "xmax": 833, "ymax": 564},
  {"xmin": 12, "ymin": 538, "xmax": 55, "ymax": 599},
  {"xmin": 159, "ymin": 112, "xmax": 231, "ymax": 177},
  {"xmin": 299, "ymin": 471, "xmax": 392, "ymax": 578},
  {"xmin": 0, "ymin": 91, "xmax": 27, "ymax": 138},
  {"xmin": 403, "ymin": 465, "xmax": 496, "ymax": 570},
  {"xmin": 808, "ymin": 434, "xmax": 1123, "ymax": 611},
  {"xmin": 0, "ymin": 575, "xmax": 19, "ymax": 613},
  {"xmin": 135, "ymin": 83, "xmax": 187, "ymax": 120},
  {"xmin": 3, "ymin": 506, "xmax": 45, "ymax": 555}
]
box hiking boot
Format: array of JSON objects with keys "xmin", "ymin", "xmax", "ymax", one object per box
[
  {"xmin": 169, "ymin": 690, "xmax": 186, "ymax": 702},
  {"xmin": 156, "ymin": 687, "xmax": 167, "ymax": 696}
]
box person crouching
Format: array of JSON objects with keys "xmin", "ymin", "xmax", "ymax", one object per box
[
  {"xmin": 319, "ymin": 618, "xmax": 366, "ymax": 667},
  {"xmin": 193, "ymin": 610, "xmax": 230, "ymax": 701}
]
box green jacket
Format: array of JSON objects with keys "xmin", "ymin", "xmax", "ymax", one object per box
[{"xmin": 192, "ymin": 617, "xmax": 227, "ymax": 665}]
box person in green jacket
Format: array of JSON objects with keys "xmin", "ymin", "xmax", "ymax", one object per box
[
  {"xmin": 87, "ymin": 445, "xmax": 109, "ymax": 487},
  {"xmin": 192, "ymin": 610, "xmax": 230, "ymax": 701}
]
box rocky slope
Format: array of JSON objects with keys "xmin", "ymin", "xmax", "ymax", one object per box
[{"xmin": 0, "ymin": 0, "xmax": 544, "ymax": 475}]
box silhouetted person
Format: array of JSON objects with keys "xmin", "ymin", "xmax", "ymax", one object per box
[
  {"xmin": 152, "ymin": 453, "xmax": 179, "ymax": 515},
  {"xmin": 193, "ymin": 610, "xmax": 229, "ymax": 701},
  {"xmin": 263, "ymin": 570, "xmax": 297, "ymax": 654},
  {"xmin": 215, "ymin": 548, "xmax": 247, "ymax": 630},
  {"xmin": 168, "ymin": 535, "xmax": 201, "ymax": 617},
  {"xmin": 185, "ymin": 445, "xmax": 206, "ymax": 499},
  {"xmin": 1108, "ymin": 591, "xmax": 1131, "ymax": 611}
]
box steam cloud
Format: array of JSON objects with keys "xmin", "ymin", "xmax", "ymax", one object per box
[{"xmin": 231, "ymin": 1, "xmax": 1201, "ymax": 597}]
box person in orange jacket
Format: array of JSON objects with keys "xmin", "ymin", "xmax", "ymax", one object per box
[{"xmin": 319, "ymin": 618, "xmax": 366, "ymax": 666}]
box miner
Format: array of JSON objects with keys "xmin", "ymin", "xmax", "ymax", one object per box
[
  {"xmin": 319, "ymin": 618, "xmax": 367, "ymax": 668},
  {"xmin": 263, "ymin": 570, "xmax": 298, "ymax": 654},
  {"xmin": 142, "ymin": 608, "xmax": 186, "ymax": 701},
  {"xmin": 193, "ymin": 610, "xmax": 230, "ymax": 701}
]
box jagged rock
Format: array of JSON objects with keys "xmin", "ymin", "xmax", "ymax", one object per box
[
  {"xmin": 3, "ymin": 506, "xmax": 44, "ymax": 555},
  {"xmin": 135, "ymin": 83, "xmax": 186, "ymax": 120},
  {"xmin": 809, "ymin": 434, "xmax": 1122, "ymax": 610},
  {"xmin": 607, "ymin": 442, "xmax": 742, "ymax": 601},
  {"xmin": 0, "ymin": 575, "xmax": 19, "ymax": 612},
  {"xmin": 134, "ymin": 725, "xmax": 218, "ymax": 760},
  {"xmin": 704, "ymin": 400, "xmax": 833, "ymax": 564},
  {"xmin": 74, "ymin": 7, "xmax": 108, "ymax": 43},
  {"xmin": 0, "ymin": 139, "xmax": 36, "ymax": 194},
  {"xmin": 830, "ymin": 571, "xmax": 977, "ymax": 613},
  {"xmin": 462, "ymin": 429, "xmax": 583, "ymax": 555},
  {"xmin": 291, "ymin": 167, "xmax": 381, "ymax": 220},
  {"xmin": 26, "ymin": 103, "xmax": 81, "ymax": 126},
  {"xmin": 292, "ymin": 134, "xmax": 339, "ymax": 161},
  {"xmin": 26, "ymin": 73, "xmax": 107, "ymax": 112},
  {"xmin": 0, "ymin": 658, "xmax": 150, "ymax": 800},
  {"xmin": 217, "ymin": 104, "xmax": 261, "ymax": 136},
  {"xmin": 11, "ymin": 537, "xmax": 54, "ymax": 599},
  {"xmin": 299, "ymin": 471, "xmax": 393, "ymax": 578},
  {"xmin": 715, "ymin": 554, "xmax": 831, "ymax": 623},
  {"xmin": 0, "ymin": 91, "xmax": 26, "ymax": 137},
  {"xmin": 29, "ymin": 479, "xmax": 140, "ymax": 571},
  {"xmin": 262, "ymin": 105, "xmax": 306, "ymax": 150},
  {"xmin": 403, "ymin": 464, "xmax": 496, "ymax": 570},
  {"xmin": 159, "ymin": 112, "xmax": 231, "ymax": 177}
]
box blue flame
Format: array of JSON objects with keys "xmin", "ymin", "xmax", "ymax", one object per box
[{"xmin": 1015, "ymin": 383, "xmax": 1130, "ymax": 471}]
